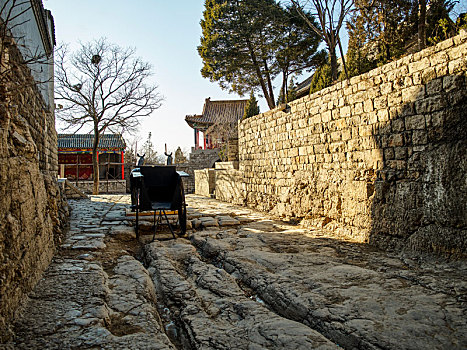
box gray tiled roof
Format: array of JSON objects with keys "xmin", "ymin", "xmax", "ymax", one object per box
[
  {"xmin": 185, "ymin": 98, "xmax": 248, "ymax": 128},
  {"xmin": 58, "ymin": 134, "xmax": 126, "ymax": 150}
]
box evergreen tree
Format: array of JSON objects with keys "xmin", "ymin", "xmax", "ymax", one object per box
[
  {"xmin": 275, "ymin": 5, "xmax": 324, "ymax": 103},
  {"xmin": 198, "ymin": 0, "xmax": 322, "ymax": 109},
  {"xmin": 426, "ymin": 0, "xmax": 457, "ymax": 45},
  {"xmin": 309, "ymin": 62, "xmax": 332, "ymax": 94},
  {"xmin": 174, "ymin": 147, "xmax": 188, "ymax": 164},
  {"xmin": 348, "ymin": 0, "xmax": 457, "ymax": 70},
  {"xmin": 345, "ymin": 1, "xmax": 378, "ymax": 78},
  {"xmin": 243, "ymin": 92, "xmax": 260, "ymax": 119},
  {"xmin": 199, "ymin": 0, "xmax": 279, "ymax": 109},
  {"xmin": 277, "ymin": 78, "xmax": 299, "ymax": 104}
]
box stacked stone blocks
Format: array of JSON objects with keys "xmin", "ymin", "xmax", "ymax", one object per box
[
  {"xmin": 194, "ymin": 168, "xmax": 216, "ymax": 197},
  {"xmin": 228, "ymin": 31, "xmax": 467, "ymax": 256},
  {"xmin": 177, "ymin": 148, "xmax": 220, "ymax": 194}
]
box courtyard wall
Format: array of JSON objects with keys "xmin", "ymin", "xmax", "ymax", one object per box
[{"xmin": 221, "ymin": 32, "xmax": 467, "ymax": 257}]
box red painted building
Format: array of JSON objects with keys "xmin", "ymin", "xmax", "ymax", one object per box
[{"xmin": 58, "ymin": 134, "xmax": 126, "ymax": 181}]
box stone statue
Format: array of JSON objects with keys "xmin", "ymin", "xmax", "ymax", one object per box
[{"xmin": 174, "ymin": 147, "xmax": 187, "ymax": 164}]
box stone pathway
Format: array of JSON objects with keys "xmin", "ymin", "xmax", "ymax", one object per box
[{"xmin": 2, "ymin": 195, "xmax": 466, "ymax": 349}]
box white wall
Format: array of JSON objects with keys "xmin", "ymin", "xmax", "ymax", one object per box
[{"xmin": 0, "ymin": 0, "xmax": 54, "ymax": 108}]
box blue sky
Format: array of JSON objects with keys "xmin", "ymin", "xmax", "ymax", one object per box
[
  {"xmin": 45, "ymin": 0, "xmax": 467, "ymax": 155},
  {"xmin": 45, "ymin": 0, "xmax": 253, "ymax": 155}
]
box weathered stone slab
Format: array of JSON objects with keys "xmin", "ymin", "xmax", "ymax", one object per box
[
  {"xmin": 144, "ymin": 242, "xmax": 338, "ymax": 349},
  {"xmin": 6, "ymin": 198, "xmax": 175, "ymax": 349},
  {"xmin": 216, "ymin": 215, "xmax": 240, "ymax": 226},
  {"xmin": 190, "ymin": 228, "xmax": 467, "ymax": 350},
  {"xmin": 199, "ymin": 216, "xmax": 219, "ymax": 228},
  {"xmin": 110, "ymin": 225, "xmax": 136, "ymax": 241}
]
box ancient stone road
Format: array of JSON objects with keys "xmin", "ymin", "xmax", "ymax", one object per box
[{"xmin": 2, "ymin": 195, "xmax": 466, "ymax": 349}]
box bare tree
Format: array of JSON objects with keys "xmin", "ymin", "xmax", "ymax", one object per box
[
  {"xmin": 291, "ymin": 0, "xmax": 353, "ymax": 81},
  {"xmin": 55, "ymin": 38, "xmax": 163, "ymax": 194}
]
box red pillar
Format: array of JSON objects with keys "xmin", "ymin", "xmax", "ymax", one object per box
[
  {"xmin": 195, "ymin": 129, "xmax": 199, "ymax": 149},
  {"xmin": 121, "ymin": 151, "xmax": 124, "ymax": 180}
]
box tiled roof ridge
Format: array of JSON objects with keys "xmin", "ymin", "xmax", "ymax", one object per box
[
  {"xmin": 185, "ymin": 98, "xmax": 248, "ymax": 129},
  {"xmin": 57, "ymin": 133, "xmax": 123, "ymax": 136},
  {"xmin": 206, "ymin": 99, "xmax": 248, "ymax": 103},
  {"xmin": 58, "ymin": 133, "xmax": 126, "ymax": 150}
]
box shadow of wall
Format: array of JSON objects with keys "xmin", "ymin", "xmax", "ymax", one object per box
[{"xmin": 369, "ymin": 72, "xmax": 466, "ymax": 256}]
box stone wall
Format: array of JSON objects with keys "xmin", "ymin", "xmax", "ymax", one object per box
[
  {"xmin": 0, "ymin": 38, "xmax": 68, "ymax": 340},
  {"xmin": 177, "ymin": 148, "xmax": 221, "ymax": 194},
  {"xmin": 176, "ymin": 163, "xmax": 195, "ymax": 194},
  {"xmin": 215, "ymin": 162, "xmax": 244, "ymax": 204},
  {"xmin": 228, "ymin": 32, "xmax": 467, "ymax": 257},
  {"xmin": 194, "ymin": 169, "xmax": 216, "ymax": 197},
  {"xmin": 227, "ymin": 138, "xmax": 239, "ymax": 161}
]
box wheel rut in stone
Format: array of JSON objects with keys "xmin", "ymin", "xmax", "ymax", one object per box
[
  {"xmin": 186, "ymin": 225, "xmax": 466, "ymax": 350},
  {"xmin": 4, "ymin": 195, "xmax": 466, "ymax": 350},
  {"xmin": 142, "ymin": 239, "xmax": 339, "ymax": 349}
]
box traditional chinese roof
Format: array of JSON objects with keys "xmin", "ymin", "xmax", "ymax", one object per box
[
  {"xmin": 295, "ymin": 75, "xmax": 314, "ymax": 99},
  {"xmin": 185, "ymin": 98, "xmax": 248, "ymax": 129},
  {"xmin": 32, "ymin": 0, "xmax": 55, "ymax": 55},
  {"xmin": 58, "ymin": 134, "xmax": 126, "ymax": 150}
]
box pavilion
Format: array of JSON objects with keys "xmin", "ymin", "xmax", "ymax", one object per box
[{"xmin": 185, "ymin": 98, "xmax": 248, "ymax": 150}]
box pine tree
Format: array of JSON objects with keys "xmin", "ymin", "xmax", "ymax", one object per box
[
  {"xmin": 348, "ymin": 0, "xmax": 457, "ymax": 69},
  {"xmin": 277, "ymin": 78, "xmax": 299, "ymax": 104},
  {"xmin": 275, "ymin": 5, "xmax": 324, "ymax": 103},
  {"xmin": 426, "ymin": 0, "xmax": 457, "ymax": 45},
  {"xmin": 199, "ymin": 0, "xmax": 279, "ymax": 109},
  {"xmin": 198, "ymin": 0, "xmax": 322, "ymax": 109},
  {"xmin": 309, "ymin": 62, "xmax": 332, "ymax": 94},
  {"xmin": 243, "ymin": 92, "xmax": 260, "ymax": 119},
  {"xmin": 174, "ymin": 147, "xmax": 188, "ymax": 164},
  {"xmin": 345, "ymin": 1, "xmax": 378, "ymax": 78}
]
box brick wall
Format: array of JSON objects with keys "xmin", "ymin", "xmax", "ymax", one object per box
[{"xmin": 224, "ymin": 31, "xmax": 467, "ymax": 257}]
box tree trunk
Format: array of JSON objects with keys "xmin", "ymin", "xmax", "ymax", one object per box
[
  {"xmin": 418, "ymin": 0, "xmax": 427, "ymax": 51},
  {"xmin": 337, "ymin": 35, "xmax": 348, "ymax": 80},
  {"xmin": 329, "ymin": 45, "xmax": 338, "ymax": 82},
  {"xmin": 246, "ymin": 39, "xmax": 275, "ymax": 110},
  {"xmin": 263, "ymin": 59, "xmax": 275, "ymax": 107},
  {"xmin": 92, "ymin": 130, "xmax": 100, "ymax": 195},
  {"xmin": 282, "ymin": 70, "xmax": 287, "ymax": 103}
]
